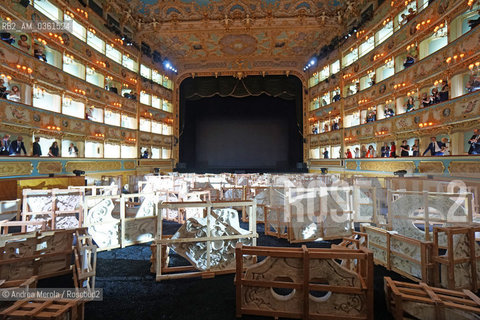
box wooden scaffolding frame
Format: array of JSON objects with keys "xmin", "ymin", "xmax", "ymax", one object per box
[
  {"xmin": 0, "ymin": 299, "xmax": 85, "ymax": 320},
  {"xmin": 384, "ymin": 276, "xmax": 480, "ymax": 320},
  {"xmin": 387, "ymin": 190, "xmax": 473, "ymax": 241},
  {"xmin": 235, "ymin": 244, "xmax": 374, "ymax": 320},
  {"xmin": 22, "ymin": 188, "xmax": 84, "ymax": 231},
  {"xmin": 361, "ymin": 225, "xmax": 433, "ymax": 283},
  {"xmin": 0, "ymin": 229, "xmax": 75, "ymax": 281},
  {"xmin": 155, "ymin": 200, "xmax": 257, "ymax": 281},
  {"xmin": 432, "ymin": 225, "xmax": 480, "ymax": 291}
]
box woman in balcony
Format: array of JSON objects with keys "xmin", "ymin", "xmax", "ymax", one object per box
[
  {"xmin": 412, "ymin": 139, "xmax": 420, "ymax": 157},
  {"xmin": 420, "ymin": 93, "xmax": 431, "ymax": 108},
  {"xmin": 345, "ymin": 148, "xmax": 353, "ymax": 159},
  {"xmin": 405, "ymin": 96, "xmax": 415, "ymax": 112},
  {"xmin": 400, "ymin": 140, "xmax": 410, "ymax": 157},
  {"xmin": 360, "ymin": 145, "xmax": 367, "ymax": 158},
  {"xmin": 48, "ymin": 141, "xmax": 59, "ymax": 157},
  {"xmin": 7, "ymin": 85, "xmax": 21, "ymax": 103},
  {"xmin": 439, "ymin": 81, "xmax": 449, "ymax": 102},
  {"xmin": 430, "ymin": 88, "xmax": 441, "ymax": 105},
  {"xmin": 441, "ymin": 137, "xmax": 450, "ymax": 156},
  {"xmin": 390, "ymin": 142, "xmax": 397, "ymax": 158},
  {"xmin": 366, "ymin": 145, "xmax": 375, "ymax": 158}
]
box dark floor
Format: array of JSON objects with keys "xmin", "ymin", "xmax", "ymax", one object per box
[{"xmin": 42, "ymin": 222, "xmax": 412, "ymax": 320}]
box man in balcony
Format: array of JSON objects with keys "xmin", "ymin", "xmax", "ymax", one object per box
[
  {"xmin": 422, "ymin": 136, "xmax": 444, "ymax": 156},
  {"xmin": 0, "ymin": 134, "xmax": 11, "ymax": 155},
  {"xmin": 32, "ymin": 137, "xmax": 42, "ymax": 157},
  {"xmin": 9, "ymin": 136, "xmax": 27, "ymax": 156},
  {"xmin": 468, "ymin": 129, "xmax": 480, "ymax": 155}
]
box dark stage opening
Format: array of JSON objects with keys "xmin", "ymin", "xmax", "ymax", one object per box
[{"xmin": 178, "ymin": 76, "xmax": 303, "ymax": 173}]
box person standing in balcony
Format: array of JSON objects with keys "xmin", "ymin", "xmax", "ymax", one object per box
[
  {"xmin": 354, "ymin": 147, "xmax": 360, "ymax": 158},
  {"xmin": 323, "ymin": 148, "xmax": 329, "ymax": 159},
  {"xmin": 332, "ymin": 121, "xmax": 339, "ymax": 130},
  {"xmin": 390, "ymin": 142, "xmax": 397, "ymax": 158},
  {"xmin": 420, "ymin": 93, "xmax": 431, "ymax": 108},
  {"xmin": 441, "ymin": 137, "xmax": 450, "ymax": 156},
  {"xmin": 430, "ymin": 88, "xmax": 441, "ymax": 105},
  {"xmin": 380, "ymin": 142, "xmax": 390, "ymax": 157},
  {"xmin": 345, "ymin": 148, "xmax": 353, "ymax": 159},
  {"xmin": 405, "ymin": 96, "xmax": 415, "ymax": 112},
  {"xmin": 423, "ymin": 136, "xmax": 444, "ymax": 156},
  {"xmin": 468, "ymin": 129, "xmax": 480, "ymax": 155},
  {"xmin": 32, "ymin": 137, "xmax": 42, "ymax": 157},
  {"xmin": 439, "ymin": 81, "xmax": 449, "ymax": 102},
  {"xmin": 360, "ymin": 145, "xmax": 367, "ymax": 158},
  {"xmin": 68, "ymin": 143, "xmax": 78, "ymax": 157},
  {"xmin": 48, "ymin": 141, "xmax": 59, "ymax": 157},
  {"xmin": 412, "ymin": 139, "xmax": 420, "ymax": 157},
  {"xmin": 9, "ymin": 136, "xmax": 27, "ymax": 155},
  {"xmin": 400, "ymin": 140, "xmax": 410, "ymax": 157},
  {"xmin": 366, "ymin": 145, "xmax": 375, "ymax": 158},
  {"xmin": 0, "ymin": 134, "xmax": 10, "ymax": 155}
]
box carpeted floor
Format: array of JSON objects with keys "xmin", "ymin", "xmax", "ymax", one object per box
[{"xmin": 42, "ymin": 221, "xmax": 412, "ymax": 320}]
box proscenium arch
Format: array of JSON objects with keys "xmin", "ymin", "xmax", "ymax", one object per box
[
  {"xmin": 171, "ymin": 71, "xmax": 309, "ymax": 165},
  {"xmin": 174, "ymin": 73, "xmax": 307, "ymax": 170}
]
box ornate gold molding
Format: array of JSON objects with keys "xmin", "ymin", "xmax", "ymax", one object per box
[
  {"xmin": 37, "ymin": 161, "xmax": 63, "ymax": 174},
  {"xmin": 417, "ymin": 161, "xmax": 445, "ymax": 174},
  {"xmin": 124, "ymin": 161, "xmax": 136, "ymax": 170},
  {"xmin": 138, "ymin": 159, "xmax": 173, "ymax": 167},
  {"xmin": 0, "ymin": 161, "xmax": 33, "ymax": 177},
  {"xmin": 448, "ymin": 161, "xmax": 480, "ymax": 176},
  {"xmin": 346, "ymin": 161, "xmax": 358, "ymax": 170},
  {"xmin": 65, "ymin": 161, "xmax": 122, "ymax": 173},
  {"xmin": 360, "ymin": 161, "xmax": 416, "ymax": 173}
]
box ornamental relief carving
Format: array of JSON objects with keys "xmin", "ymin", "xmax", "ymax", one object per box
[
  {"xmin": 417, "ymin": 161, "xmax": 445, "ymax": 174},
  {"xmin": 37, "ymin": 161, "xmax": 63, "ymax": 174},
  {"xmin": 65, "ymin": 161, "xmax": 122, "ymax": 173},
  {"xmin": 123, "ymin": 161, "xmax": 136, "ymax": 170},
  {"xmin": 360, "ymin": 161, "xmax": 416, "ymax": 173},
  {"xmin": 346, "ymin": 161, "xmax": 358, "ymax": 171},
  {"xmin": 0, "ymin": 162, "xmax": 33, "ymax": 177},
  {"xmin": 448, "ymin": 162, "xmax": 480, "ymax": 176}
]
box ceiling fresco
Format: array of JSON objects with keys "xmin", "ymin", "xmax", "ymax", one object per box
[{"xmin": 104, "ymin": 0, "xmax": 370, "ymax": 73}]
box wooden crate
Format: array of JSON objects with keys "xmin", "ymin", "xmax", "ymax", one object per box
[
  {"xmin": 332, "ymin": 232, "xmax": 368, "ymax": 250},
  {"xmin": 0, "ymin": 276, "xmax": 37, "ymax": 289},
  {"xmin": 432, "ymin": 225, "xmax": 480, "ymax": 291},
  {"xmin": 22, "ymin": 189, "xmax": 84, "ymax": 231},
  {"xmin": 154, "ymin": 200, "xmax": 257, "ymax": 281},
  {"xmin": 0, "ymin": 220, "xmax": 47, "ymax": 235},
  {"xmin": 82, "ymin": 193, "xmax": 157, "ymax": 251},
  {"xmin": 387, "ymin": 189, "xmax": 473, "ymax": 242},
  {"xmin": 72, "ymin": 229, "xmax": 97, "ymax": 291},
  {"xmin": 384, "ymin": 276, "xmax": 480, "ymax": 320},
  {"xmin": 235, "ymin": 244, "xmax": 374, "ymax": 320},
  {"xmin": 0, "ymin": 299, "xmax": 84, "ymax": 320},
  {"xmin": 265, "ymin": 186, "xmax": 355, "ymax": 243},
  {"xmin": 0, "ymin": 199, "xmax": 21, "ymax": 222},
  {"xmin": 68, "ymin": 185, "xmax": 118, "ymax": 196},
  {"xmin": 362, "ymin": 225, "xmax": 433, "ymax": 283},
  {"xmin": 0, "ymin": 229, "xmax": 74, "ymax": 281}
]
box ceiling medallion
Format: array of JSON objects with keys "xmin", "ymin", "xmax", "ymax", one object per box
[{"xmin": 219, "ymin": 34, "xmax": 257, "ymax": 56}]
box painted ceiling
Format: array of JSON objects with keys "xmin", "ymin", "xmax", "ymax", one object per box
[{"xmin": 105, "ymin": 0, "xmax": 370, "ymax": 73}]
